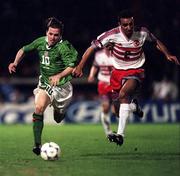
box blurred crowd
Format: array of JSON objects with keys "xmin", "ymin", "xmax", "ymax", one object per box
[{"xmin": 0, "ymin": 0, "xmax": 179, "ymax": 103}]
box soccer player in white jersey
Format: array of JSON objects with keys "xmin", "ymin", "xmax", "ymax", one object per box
[
  {"xmin": 73, "ymin": 9, "xmax": 179, "ymax": 146},
  {"xmin": 88, "ymin": 49, "xmax": 115, "ymax": 136}
]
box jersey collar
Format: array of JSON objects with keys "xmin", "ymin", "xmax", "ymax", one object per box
[{"xmin": 45, "ymin": 37, "xmax": 63, "ymax": 50}]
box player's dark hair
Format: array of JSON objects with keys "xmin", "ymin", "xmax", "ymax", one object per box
[
  {"xmin": 45, "ymin": 17, "xmax": 64, "ymax": 35},
  {"xmin": 118, "ymin": 9, "xmax": 134, "ymax": 21}
]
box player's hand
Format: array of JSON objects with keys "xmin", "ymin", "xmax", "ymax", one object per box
[
  {"xmin": 49, "ymin": 74, "xmax": 61, "ymax": 86},
  {"xmin": 167, "ymin": 55, "xmax": 180, "ymax": 65},
  {"xmin": 8, "ymin": 63, "xmax": 17, "ymax": 74},
  {"xmin": 72, "ymin": 66, "xmax": 83, "ymax": 77}
]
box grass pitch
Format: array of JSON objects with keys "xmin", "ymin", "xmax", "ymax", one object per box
[{"xmin": 0, "ymin": 123, "xmax": 179, "ymax": 176}]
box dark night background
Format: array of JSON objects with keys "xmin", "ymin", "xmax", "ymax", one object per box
[{"xmin": 0, "ymin": 0, "xmax": 179, "ymax": 101}]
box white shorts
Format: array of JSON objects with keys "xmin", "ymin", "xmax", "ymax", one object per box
[{"xmin": 34, "ymin": 81, "xmax": 73, "ymax": 111}]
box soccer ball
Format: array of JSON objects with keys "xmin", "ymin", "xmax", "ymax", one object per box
[{"xmin": 40, "ymin": 142, "xmax": 61, "ymax": 161}]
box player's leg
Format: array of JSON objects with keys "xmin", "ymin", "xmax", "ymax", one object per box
[
  {"xmin": 108, "ymin": 79, "xmax": 138, "ymax": 145},
  {"xmin": 100, "ymin": 99, "xmax": 112, "ymax": 136},
  {"xmin": 52, "ymin": 82, "xmax": 73, "ymax": 123},
  {"xmin": 111, "ymin": 98, "xmax": 120, "ymax": 117},
  {"xmin": 53, "ymin": 108, "xmax": 66, "ymax": 123},
  {"xmin": 117, "ymin": 79, "xmax": 138, "ymax": 140},
  {"xmin": 33, "ymin": 89, "xmax": 51, "ymax": 155},
  {"xmin": 130, "ymin": 98, "xmax": 144, "ymax": 118}
]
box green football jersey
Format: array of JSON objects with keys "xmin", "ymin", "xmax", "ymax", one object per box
[{"xmin": 23, "ymin": 36, "xmax": 78, "ymax": 85}]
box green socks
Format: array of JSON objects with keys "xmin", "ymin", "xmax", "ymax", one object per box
[{"xmin": 32, "ymin": 113, "xmax": 44, "ymax": 146}]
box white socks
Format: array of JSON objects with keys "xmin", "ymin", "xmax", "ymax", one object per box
[
  {"xmin": 100, "ymin": 102, "xmax": 137, "ymax": 137},
  {"xmin": 117, "ymin": 104, "xmax": 130, "ymax": 137},
  {"xmin": 100, "ymin": 112, "xmax": 112, "ymax": 135},
  {"xmin": 129, "ymin": 102, "xmax": 137, "ymax": 112}
]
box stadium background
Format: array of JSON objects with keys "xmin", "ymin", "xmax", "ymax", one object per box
[
  {"xmin": 0, "ymin": 0, "xmax": 179, "ymax": 123},
  {"xmin": 0, "ymin": 1, "xmax": 179, "ymax": 176}
]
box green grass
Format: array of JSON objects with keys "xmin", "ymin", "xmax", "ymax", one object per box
[{"xmin": 0, "ymin": 123, "xmax": 179, "ymax": 176}]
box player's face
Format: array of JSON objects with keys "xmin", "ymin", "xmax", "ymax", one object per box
[
  {"xmin": 46, "ymin": 27, "xmax": 61, "ymax": 46},
  {"xmin": 120, "ymin": 17, "xmax": 134, "ymax": 38}
]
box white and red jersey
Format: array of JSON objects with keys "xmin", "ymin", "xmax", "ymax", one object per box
[
  {"xmin": 92, "ymin": 26, "xmax": 157, "ymax": 70},
  {"xmin": 93, "ymin": 50, "xmax": 114, "ymax": 83}
]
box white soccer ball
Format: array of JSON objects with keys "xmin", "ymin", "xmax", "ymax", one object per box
[{"xmin": 40, "ymin": 142, "xmax": 61, "ymax": 161}]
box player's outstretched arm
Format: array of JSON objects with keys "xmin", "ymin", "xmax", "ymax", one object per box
[
  {"xmin": 49, "ymin": 67, "xmax": 74, "ymax": 86},
  {"xmin": 156, "ymin": 40, "xmax": 180, "ymax": 65},
  {"xmin": 72, "ymin": 46, "xmax": 95, "ymax": 77},
  {"xmin": 8, "ymin": 48, "xmax": 25, "ymax": 74}
]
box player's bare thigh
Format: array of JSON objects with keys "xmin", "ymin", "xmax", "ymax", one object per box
[
  {"xmin": 119, "ymin": 79, "xmax": 138, "ymax": 102},
  {"xmin": 101, "ymin": 100, "xmax": 110, "ymax": 114},
  {"xmin": 34, "ymin": 89, "xmax": 51, "ymax": 114}
]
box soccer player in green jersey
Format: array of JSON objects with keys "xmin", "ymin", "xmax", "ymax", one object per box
[{"xmin": 8, "ymin": 17, "xmax": 78, "ymax": 155}]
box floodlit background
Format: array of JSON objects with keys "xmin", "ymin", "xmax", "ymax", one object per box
[
  {"xmin": 0, "ymin": 1, "xmax": 179, "ymax": 176},
  {"xmin": 0, "ymin": 0, "xmax": 179, "ymax": 123}
]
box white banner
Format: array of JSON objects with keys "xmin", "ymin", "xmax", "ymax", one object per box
[{"xmin": 0, "ymin": 100, "xmax": 180, "ymax": 124}]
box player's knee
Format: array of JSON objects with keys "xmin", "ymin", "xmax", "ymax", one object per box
[
  {"xmin": 102, "ymin": 103, "xmax": 110, "ymax": 113},
  {"xmin": 103, "ymin": 107, "xmax": 110, "ymax": 114},
  {"xmin": 35, "ymin": 105, "xmax": 45, "ymax": 114}
]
